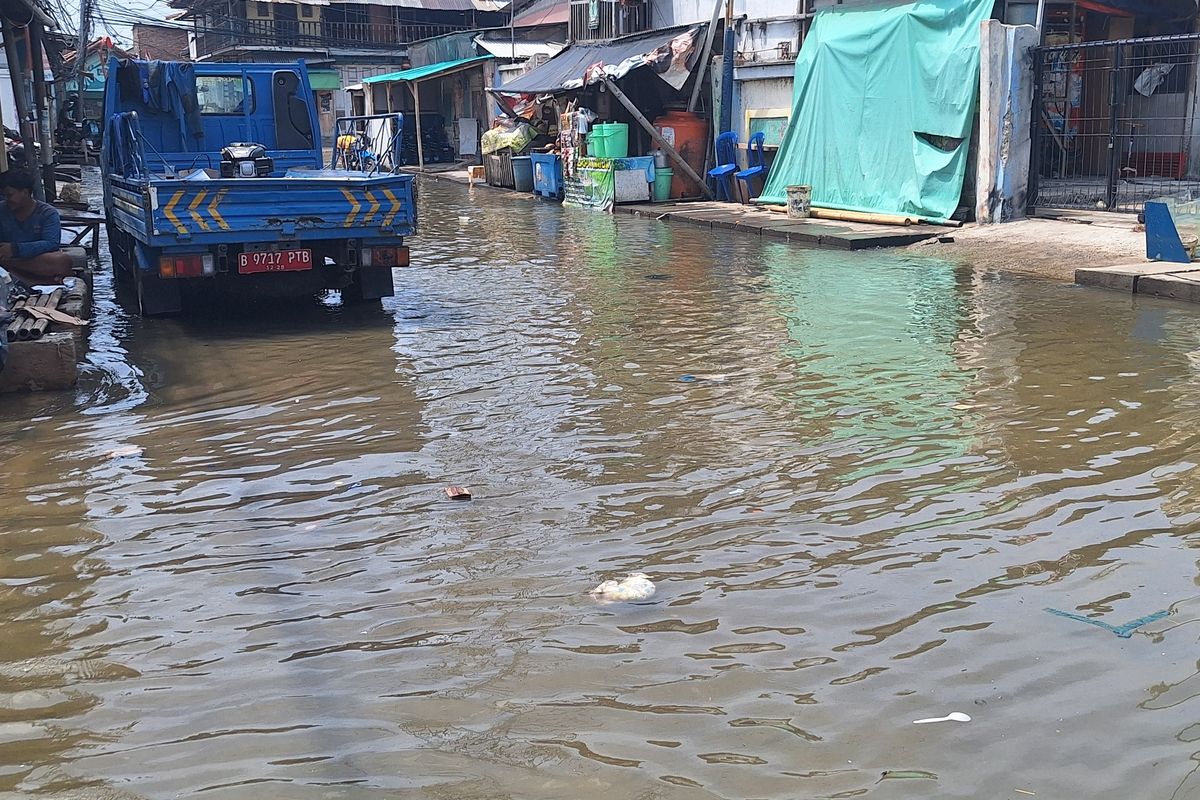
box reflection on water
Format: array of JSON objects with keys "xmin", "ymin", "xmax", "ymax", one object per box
[{"xmin": 3, "ymin": 174, "xmax": 1200, "ymax": 798}]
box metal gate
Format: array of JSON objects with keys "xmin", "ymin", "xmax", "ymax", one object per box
[{"xmin": 1029, "ymin": 33, "xmax": 1200, "ymax": 214}]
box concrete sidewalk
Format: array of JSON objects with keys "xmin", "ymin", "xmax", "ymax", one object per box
[
  {"xmin": 911, "ymin": 211, "xmax": 1146, "ymax": 283},
  {"xmin": 415, "ymin": 168, "xmax": 948, "ymax": 250},
  {"xmin": 1076, "ymin": 262, "xmax": 1200, "ymax": 302},
  {"xmin": 615, "ymin": 202, "xmax": 945, "ymax": 250},
  {"xmin": 416, "ymin": 168, "xmax": 1181, "ymax": 295}
]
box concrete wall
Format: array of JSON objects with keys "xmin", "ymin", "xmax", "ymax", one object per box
[
  {"xmin": 975, "ymin": 20, "xmax": 1037, "ymax": 223},
  {"xmin": 738, "ymin": 17, "xmax": 801, "ymax": 64},
  {"xmin": 732, "ymin": 63, "xmax": 790, "ymax": 164}
]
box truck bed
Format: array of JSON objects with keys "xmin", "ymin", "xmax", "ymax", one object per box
[{"xmin": 107, "ymin": 168, "xmax": 416, "ymax": 248}]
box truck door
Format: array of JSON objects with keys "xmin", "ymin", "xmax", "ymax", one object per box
[{"xmin": 272, "ymin": 70, "xmax": 315, "ymax": 151}]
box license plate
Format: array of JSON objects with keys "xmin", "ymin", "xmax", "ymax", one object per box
[{"xmin": 237, "ymin": 249, "xmax": 313, "ymax": 274}]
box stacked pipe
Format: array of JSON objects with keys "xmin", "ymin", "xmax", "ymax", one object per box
[{"xmin": 4, "ymin": 289, "xmax": 64, "ymax": 341}]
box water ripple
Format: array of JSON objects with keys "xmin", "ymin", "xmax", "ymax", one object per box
[{"xmin": 2, "ymin": 176, "xmax": 1200, "ymax": 798}]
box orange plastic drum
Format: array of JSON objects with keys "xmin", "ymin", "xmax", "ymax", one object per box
[{"xmin": 653, "ymin": 111, "xmax": 710, "ymax": 199}]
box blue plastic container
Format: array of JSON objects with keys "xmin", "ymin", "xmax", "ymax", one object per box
[
  {"xmin": 511, "ymin": 156, "xmax": 534, "ymax": 192},
  {"xmin": 530, "ymin": 153, "xmax": 563, "ymax": 199}
]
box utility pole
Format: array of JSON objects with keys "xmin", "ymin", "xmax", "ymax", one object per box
[
  {"xmin": 30, "ymin": 21, "xmax": 56, "ymax": 199},
  {"xmin": 4, "ymin": 23, "xmax": 42, "ymax": 197},
  {"xmin": 75, "ymin": 0, "xmax": 90, "ymax": 126}
]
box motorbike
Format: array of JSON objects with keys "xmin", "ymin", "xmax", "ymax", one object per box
[
  {"xmin": 4, "ymin": 126, "xmax": 36, "ymax": 168},
  {"xmin": 335, "ymin": 131, "xmax": 379, "ymax": 173}
]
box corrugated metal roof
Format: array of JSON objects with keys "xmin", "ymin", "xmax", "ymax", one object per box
[
  {"xmin": 511, "ymin": 0, "xmax": 569, "ymax": 27},
  {"xmin": 473, "ymin": 36, "xmax": 564, "ymax": 59},
  {"xmin": 490, "ymin": 24, "xmax": 704, "ymax": 95},
  {"xmin": 362, "ymin": 54, "xmax": 494, "ymax": 84}
]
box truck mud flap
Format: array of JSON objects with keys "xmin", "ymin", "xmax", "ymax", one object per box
[
  {"xmin": 356, "ymin": 266, "xmax": 395, "ymax": 300},
  {"xmin": 135, "ymin": 243, "xmax": 182, "ymax": 316}
]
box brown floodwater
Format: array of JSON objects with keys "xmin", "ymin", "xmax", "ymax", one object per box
[{"xmin": 4, "ymin": 174, "xmax": 1200, "ymax": 799}]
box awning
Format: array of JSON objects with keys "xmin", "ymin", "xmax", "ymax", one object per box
[
  {"xmin": 489, "ymin": 24, "xmax": 705, "ymax": 95},
  {"xmin": 308, "ymin": 69, "xmax": 341, "ymax": 90},
  {"xmin": 474, "ymin": 37, "xmax": 565, "ymax": 60},
  {"xmin": 363, "ymin": 55, "xmax": 495, "ymax": 85}
]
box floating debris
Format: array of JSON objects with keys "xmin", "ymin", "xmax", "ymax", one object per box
[
  {"xmin": 1045, "ymin": 607, "xmax": 1169, "ymax": 638},
  {"xmin": 880, "ymin": 770, "xmax": 938, "ymax": 781},
  {"xmin": 444, "ymin": 486, "xmax": 472, "ymax": 500},
  {"xmin": 590, "ymin": 573, "xmax": 656, "ymax": 603},
  {"xmin": 912, "ymin": 712, "xmax": 970, "ymax": 724}
]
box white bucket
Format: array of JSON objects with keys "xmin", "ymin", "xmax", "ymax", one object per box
[{"xmin": 787, "ymin": 185, "xmax": 812, "ymax": 219}]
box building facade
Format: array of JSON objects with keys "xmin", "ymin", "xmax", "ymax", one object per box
[
  {"xmin": 173, "ymin": 0, "xmax": 512, "ymax": 133},
  {"xmin": 131, "ymin": 22, "xmax": 191, "ymax": 60}
]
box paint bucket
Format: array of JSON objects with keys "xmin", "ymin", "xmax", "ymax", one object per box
[
  {"xmin": 653, "ymin": 168, "xmax": 674, "ymax": 202},
  {"xmin": 786, "ymin": 185, "xmax": 812, "ymax": 219}
]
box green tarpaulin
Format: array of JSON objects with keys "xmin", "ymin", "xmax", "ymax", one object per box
[{"xmin": 759, "ymin": 0, "xmax": 992, "ymax": 222}]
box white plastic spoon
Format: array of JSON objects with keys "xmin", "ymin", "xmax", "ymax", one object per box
[{"xmin": 912, "ymin": 712, "xmax": 971, "ymax": 725}]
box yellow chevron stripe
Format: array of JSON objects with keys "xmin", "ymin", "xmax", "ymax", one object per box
[
  {"xmin": 208, "ymin": 190, "xmax": 230, "ymax": 231},
  {"xmin": 341, "ymin": 188, "xmax": 361, "ymax": 226},
  {"xmin": 363, "ymin": 190, "xmax": 380, "ymax": 224},
  {"xmin": 188, "ymin": 190, "xmax": 211, "ymax": 231},
  {"xmin": 163, "ymin": 190, "xmax": 187, "ymax": 235},
  {"xmin": 381, "ymin": 188, "xmax": 400, "ymax": 228}
]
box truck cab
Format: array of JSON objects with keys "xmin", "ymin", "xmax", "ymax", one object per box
[{"xmin": 102, "ymin": 59, "xmax": 416, "ymax": 315}]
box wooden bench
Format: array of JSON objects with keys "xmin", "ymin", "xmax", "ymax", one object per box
[{"xmin": 59, "ymin": 211, "xmax": 103, "ymax": 258}]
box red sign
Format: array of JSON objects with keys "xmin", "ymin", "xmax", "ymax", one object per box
[{"xmin": 237, "ymin": 249, "xmax": 313, "ymax": 274}]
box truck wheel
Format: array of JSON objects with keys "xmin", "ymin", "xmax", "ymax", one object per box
[
  {"xmin": 339, "ymin": 279, "xmax": 370, "ymax": 305},
  {"xmin": 111, "ymin": 230, "xmax": 134, "ymax": 286}
]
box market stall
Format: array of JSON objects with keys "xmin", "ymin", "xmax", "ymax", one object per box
[{"xmin": 486, "ymin": 24, "xmax": 716, "ymax": 209}]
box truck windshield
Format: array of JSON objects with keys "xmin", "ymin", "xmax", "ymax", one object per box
[{"xmin": 197, "ymin": 76, "xmax": 253, "ymax": 115}]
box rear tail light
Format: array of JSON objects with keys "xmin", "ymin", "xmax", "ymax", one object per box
[
  {"xmin": 363, "ymin": 247, "xmax": 409, "ymax": 268},
  {"xmin": 159, "ymin": 254, "xmax": 215, "ymax": 279}
]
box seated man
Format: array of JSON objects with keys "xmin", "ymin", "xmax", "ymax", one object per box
[{"xmin": 0, "ymin": 170, "xmax": 73, "ymax": 285}]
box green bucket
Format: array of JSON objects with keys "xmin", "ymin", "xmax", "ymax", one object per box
[{"xmin": 653, "ymin": 168, "xmax": 673, "ymax": 202}]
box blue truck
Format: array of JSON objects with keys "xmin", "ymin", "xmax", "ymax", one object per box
[{"xmin": 101, "ymin": 58, "xmax": 416, "ymax": 315}]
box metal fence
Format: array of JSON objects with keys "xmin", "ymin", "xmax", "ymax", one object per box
[
  {"xmin": 1030, "ymin": 33, "xmax": 1200, "ymax": 214},
  {"xmin": 193, "ymin": 15, "xmax": 465, "ymax": 55},
  {"xmin": 568, "ymin": 0, "xmax": 649, "ymax": 43}
]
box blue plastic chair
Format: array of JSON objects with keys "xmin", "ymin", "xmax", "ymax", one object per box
[
  {"xmin": 735, "ymin": 132, "xmax": 767, "ymax": 200},
  {"xmin": 707, "ymin": 131, "xmax": 738, "ymax": 202}
]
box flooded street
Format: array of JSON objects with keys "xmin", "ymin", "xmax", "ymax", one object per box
[{"xmin": 6, "ymin": 175, "xmax": 1200, "ymax": 799}]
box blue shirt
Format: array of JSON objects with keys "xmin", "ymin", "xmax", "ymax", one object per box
[{"xmin": 0, "ymin": 200, "xmax": 61, "ymax": 259}]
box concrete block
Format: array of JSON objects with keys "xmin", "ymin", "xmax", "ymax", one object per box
[
  {"xmin": 1136, "ymin": 273, "xmax": 1200, "ymax": 303},
  {"xmin": 0, "ymin": 332, "xmax": 77, "ymax": 393},
  {"xmin": 1075, "ymin": 263, "xmax": 1199, "ymax": 293}
]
